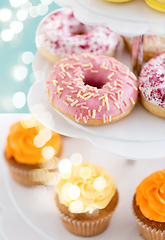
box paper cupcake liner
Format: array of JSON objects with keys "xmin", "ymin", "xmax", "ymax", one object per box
[
  {"xmin": 59, "ymin": 211, "xmax": 113, "ymax": 237},
  {"xmin": 135, "ymin": 216, "xmax": 165, "ymax": 240},
  {"xmin": 8, "ymin": 165, "xmax": 35, "ymax": 187}
]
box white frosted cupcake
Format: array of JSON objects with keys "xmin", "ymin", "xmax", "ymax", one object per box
[{"xmin": 55, "ymin": 160, "xmax": 118, "ymax": 237}]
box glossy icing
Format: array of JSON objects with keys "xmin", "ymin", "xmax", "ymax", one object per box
[
  {"xmin": 5, "ymin": 119, "xmax": 62, "ymax": 165},
  {"xmin": 139, "ymin": 53, "xmax": 165, "ymax": 108},
  {"xmin": 55, "ymin": 161, "xmax": 116, "ymax": 213},
  {"xmin": 36, "ymin": 8, "xmax": 121, "ymax": 58},
  {"xmin": 136, "ymin": 170, "xmax": 165, "ymax": 222},
  {"xmin": 46, "ymin": 54, "xmax": 138, "ymax": 123}
]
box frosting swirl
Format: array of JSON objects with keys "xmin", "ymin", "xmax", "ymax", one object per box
[
  {"xmin": 136, "ymin": 170, "xmax": 165, "ymax": 222},
  {"xmin": 5, "ymin": 118, "xmax": 62, "ymax": 165},
  {"xmin": 55, "ymin": 161, "xmax": 116, "ymax": 213}
]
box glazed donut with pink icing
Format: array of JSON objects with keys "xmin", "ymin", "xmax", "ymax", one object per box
[
  {"xmin": 46, "ymin": 54, "xmax": 138, "ymax": 125},
  {"xmin": 36, "ymin": 8, "xmax": 121, "ymax": 65},
  {"xmin": 139, "ymin": 53, "xmax": 165, "ymax": 118}
]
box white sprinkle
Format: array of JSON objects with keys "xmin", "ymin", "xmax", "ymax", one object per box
[
  {"xmin": 67, "ymin": 97, "xmax": 74, "ymax": 102},
  {"xmin": 67, "ymin": 85, "xmax": 74, "ymax": 90},
  {"xmin": 71, "ymin": 100, "xmax": 78, "ymax": 106},
  {"xmin": 107, "ymin": 72, "xmax": 114, "ymax": 80},
  {"xmin": 91, "ymin": 70, "xmax": 98, "ymax": 73},
  {"xmin": 66, "ymin": 72, "xmax": 72, "ymax": 78},
  {"xmin": 63, "ymin": 100, "xmax": 69, "ymax": 106},
  {"xmin": 98, "ymin": 105, "xmax": 102, "ymax": 112},
  {"xmin": 130, "ymin": 97, "xmax": 135, "ymax": 105},
  {"xmin": 108, "ymin": 116, "xmax": 111, "ymax": 122},
  {"xmin": 114, "ymin": 102, "xmax": 120, "ymax": 109},
  {"xmin": 52, "ymin": 80, "xmax": 58, "ymax": 86},
  {"xmin": 92, "ymin": 110, "xmax": 96, "ymax": 118}
]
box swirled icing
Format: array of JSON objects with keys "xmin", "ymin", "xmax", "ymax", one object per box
[
  {"xmin": 136, "ymin": 170, "xmax": 165, "ymax": 222},
  {"xmin": 139, "ymin": 53, "xmax": 165, "ymax": 108},
  {"xmin": 46, "ymin": 54, "xmax": 138, "ymax": 124},
  {"xmin": 5, "ymin": 120, "xmax": 61, "ymax": 165},
  {"xmin": 55, "ymin": 162, "xmax": 116, "ymax": 213},
  {"xmin": 36, "ymin": 8, "xmax": 121, "ymax": 58}
]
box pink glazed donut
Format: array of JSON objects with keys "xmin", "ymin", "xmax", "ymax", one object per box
[
  {"xmin": 36, "ymin": 8, "xmax": 121, "ymax": 64},
  {"xmin": 139, "ymin": 53, "xmax": 165, "ymax": 118},
  {"xmin": 46, "ymin": 54, "xmax": 138, "ymax": 125}
]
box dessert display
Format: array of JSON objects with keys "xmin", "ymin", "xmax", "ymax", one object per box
[
  {"xmin": 144, "ymin": 0, "xmax": 165, "ymax": 12},
  {"xmin": 5, "ymin": 115, "xmax": 62, "ymax": 186},
  {"xmin": 36, "ymin": 8, "xmax": 121, "ymax": 64},
  {"xmin": 139, "ymin": 53, "xmax": 165, "ymax": 118},
  {"xmin": 133, "ymin": 169, "xmax": 165, "ymax": 240},
  {"xmin": 46, "ymin": 54, "xmax": 138, "ymax": 125},
  {"xmin": 55, "ymin": 160, "xmax": 118, "ymax": 237},
  {"xmin": 124, "ymin": 35, "xmax": 165, "ymax": 62}
]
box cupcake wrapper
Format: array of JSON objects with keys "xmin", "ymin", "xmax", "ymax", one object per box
[
  {"xmin": 59, "ymin": 211, "xmax": 113, "ymax": 237},
  {"xmin": 135, "ymin": 217, "xmax": 165, "ymax": 240},
  {"xmin": 8, "ymin": 165, "xmax": 35, "ymax": 186}
]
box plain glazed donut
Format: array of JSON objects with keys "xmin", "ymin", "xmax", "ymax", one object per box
[
  {"xmin": 46, "ymin": 54, "xmax": 138, "ymax": 125},
  {"xmin": 36, "ymin": 8, "xmax": 121, "ymax": 65},
  {"xmin": 139, "ymin": 53, "xmax": 165, "ymax": 118},
  {"xmin": 123, "ymin": 35, "xmax": 165, "ymax": 62}
]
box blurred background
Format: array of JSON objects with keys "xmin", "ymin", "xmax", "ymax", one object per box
[{"xmin": 0, "ymin": 0, "xmax": 60, "ymax": 113}]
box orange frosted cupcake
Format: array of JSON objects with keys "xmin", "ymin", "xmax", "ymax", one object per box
[
  {"xmin": 55, "ymin": 160, "xmax": 118, "ymax": 237},
  {"xmin": 133, "ymin": 170, "xmax": 165, "ymax": 240},
  {"xmin": 5, "ymin": 115, "xmax": 62, "ymax": 186}
]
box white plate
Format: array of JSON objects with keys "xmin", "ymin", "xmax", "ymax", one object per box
[
  {"xmin": 1, "ymin": 114, "xmax": 165, "ymax": 239},
  {"xmin": 28, "ymin": 41, "xmax": 165, "ymax": 160},
  {"xmin": 54, "ymin": 0, "xmax": 165, "ymax": 36}
]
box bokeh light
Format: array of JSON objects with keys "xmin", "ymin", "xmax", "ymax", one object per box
[
  {"xmin": 70, "ymin": 153, "xmax": 82, "ymax": 166},
  {"xmin": 13, "ymin": 66, "xmax": 28, "ymax": 81},
  {"xmin": 58, "ymin": 159, "xmax": 72, "ymax": 174},
  {"xmin": 67, "ymin": 185, "xmax": 80, "ymax": 200},
  {"xmin": 0, "ymin": 9, "xmax": 12, "ymax": 22},
  {"xmin": 13, "ymin": 92, "xmax": 26, "ymax": 109},
  {"xmin": 79, "ymin": 167, "xmax": 92, "ymax": 179},
  {"xmin": 10, "ymin": 21, "xmax": 23, "ymax": 33},
  {"xmin": 17, "ymin": 10, "xmax": 28, "ymax": 21},
  {"xmin": 21, "ymin": 2, "xmax": 32, "ymax": 11},
  {"xmin": 37, "ymin": 4, "xmax": 48, "ymax": 16},
  {"xmin": 69, "ymin": 200, "xmax": 84, "ymax": 213},
  {"xmin": 29, "ymin": 6, "xmax": 38, "ymax": 18},
  {"xmin": 42, "ymin": 146, "xmax": 55, "ymax": 159},
  {"xmin": 1, "ymin": 29, "xmax": 14, "ymax": 42},
  {"xmin": 85, "ymin": 204, "xmax": 98, "ymax": 214},
  {"xmin": 10, "ymin": 0, "xmax": 23, "ymax": 8},
  {"xmin": 34, "ymin": 128, "xmax": 52, "ymax": 148},
  {"xmin": 22, "ymin": 51, "xmax": 34, "ymax": 64},
  {"xmin": 41, "ymin": 0, "xmax": 53, "ymax": 5},
  {"xmin": 93, "ymin": 176, "xmax": 106, "ymax": 191}
]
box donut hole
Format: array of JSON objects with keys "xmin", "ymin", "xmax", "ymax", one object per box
[
  {"xmin": 83, "ymin": 76, "xmax": 107, "ymax": 89},
  {"xmin": 70, "ymin": 24, "xmax": 89, "ymax": 36}
]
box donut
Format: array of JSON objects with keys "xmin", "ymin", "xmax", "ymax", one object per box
[
  {"xmin": 36, "ymin": 8, "xmax": 121, "ymax": 65},
  {"xmin": 46, "ymin": 54, "xmax": 138, "ymax": 125},
  {"xmin": 139, "ymin": 53, "xmax": 165, "ymax": 118},
  {"xmin": 123, "ymin": 35, "xmax": 165, "ymax": 62},
  {"xmin": 144, "ymin": 0, "xmax": 165, "ymax": 12}
]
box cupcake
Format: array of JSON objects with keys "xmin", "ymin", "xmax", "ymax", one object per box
[
  {"xmin": 5, "ymin": 115, "xmax": 62, "ymax": 187},
  {"xmin": 133, "ymin": 169, "xmax": 165, "ymax": 240},
  {"xmin": 55, "ymin": 160, "xmax": 118, "ymax": 237}
]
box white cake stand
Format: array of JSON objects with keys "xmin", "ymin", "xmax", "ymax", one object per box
[
  {"xmin": 54, "ymin": 0, "xmax": 165, "ymax": 36},
  {"xmin": 28, "ymin": 42, "xmax": 165, "ymax": 160}
]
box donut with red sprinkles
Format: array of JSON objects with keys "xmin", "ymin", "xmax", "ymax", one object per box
[
  {"xmin": 139, "ymin": 53, "xmax": 165, "ymax": 118},
  {"xmin": 36, "ymin": 8, "xmax": 121, "ymax": 65}
]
